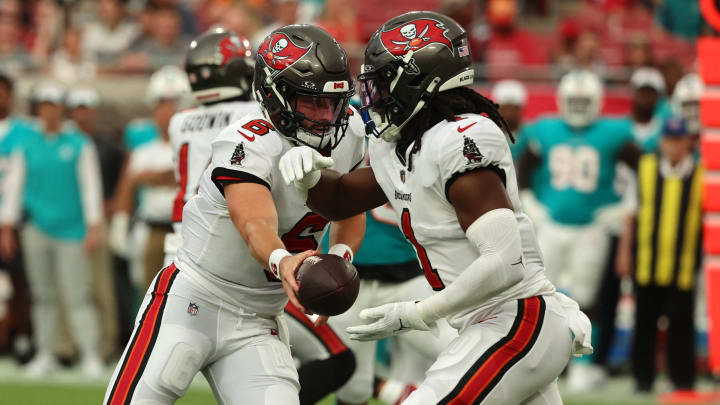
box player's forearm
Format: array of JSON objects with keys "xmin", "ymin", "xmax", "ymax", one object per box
[
  {"xmin": 0, "ymin": 151, "xmax": 24, "ymax": 226},
  {"xmin": 136, "ymin": 170, "xmax": 177, "ymax": 186},
  {"xmin": 111, "ymin": 166, "xmax": 137, "ymax": 214},
  {"xmin": 307, "ymin": 168, "xmax": 387, "ymax": 221},
  {"xmin": 329, "ymin": 213, "xmax": 366, "ymax": 254},
  {"xmin": 240, "ymin": 218, "xmax": 286, "ymax": 269},
  {"xmin": 416, "ymin": 209, "xmax": 524, "ymax": 324}
]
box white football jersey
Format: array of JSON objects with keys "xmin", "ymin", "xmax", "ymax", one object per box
[
  {"xmin": 175, "ymin": 108, "xmax": 366, "ymax": 316},
  {"xmin": 369, "ymin": 113, "xmax": 555, "ymax": 332},
  {"xmin": 168, "ymin": 100, "xmax": 261, "ymax": 223}
]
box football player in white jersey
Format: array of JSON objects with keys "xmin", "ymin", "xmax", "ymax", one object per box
[
  {"xmin": 280, "ymin": 12, "xmax": 593, "ymax": 405},
  {"xmin": 166, "ymin": 28, "xmax": 358, "ymax": 405},
  {"xmin": 104, "ymin": 25, "xmax": 366, "ymax": 405},
  {"xmin": 164, "ymin": 28, "xmax": 260, "ymax": 265}
]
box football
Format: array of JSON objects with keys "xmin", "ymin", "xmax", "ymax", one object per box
[{"xmin": 296, "ymin": 254, "xmax": 360, "ymax": 316}]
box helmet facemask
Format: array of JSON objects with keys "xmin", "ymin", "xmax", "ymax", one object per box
[
  {"xmin": 557, "ymin": 70, "xmax": 603, "ymax": 129},
  {"xmin": 256, "ymin": 68, "xmax": 352, "ymax": 151},
  {"xmin": 358, "ymin": 53, "xmax": 439, "ymax": 143},
  {"xmin": 560, "ymin": 95, "xmax": 597, "ymax": 128}
]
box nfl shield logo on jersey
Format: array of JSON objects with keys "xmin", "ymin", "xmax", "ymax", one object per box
[
  {"xmin": 400, "ymin": 169, "xmax": 406, "ymax": 183},
  {"xmin": 187, "ymin": 302, "xmax": 199, "ymax": 316}
]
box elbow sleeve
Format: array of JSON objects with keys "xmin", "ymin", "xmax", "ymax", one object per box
[{"xmin": 417, "ymin": 208, "xmax": 524, "ymax": 324}]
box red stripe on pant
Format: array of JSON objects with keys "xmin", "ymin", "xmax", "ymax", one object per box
[
  {"xmin": 284, "ymin": 302, "xmax": 348, "ymax": 355},
  {"xmin": 107, "ymin": 264, "xmax": 179, "ymax": 405},
  {"xmin": 447, "ymin": 296, "xmax": 544, "ymax": 405}
]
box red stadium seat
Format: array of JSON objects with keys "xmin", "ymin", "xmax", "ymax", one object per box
[
  {"xmin": 701, "ymin": 92, "xmax": 720, "ymax": 128},
  {"xmin": 704, "ymin": 216, "xmax": 720, "ymax": 254},
  {"xmin": 705, "ymin": 259, "xmax": 720, "ymax": 374},
  {"xmin": 701, "ymin": 132, "xmax": 720, "ymax": 170},
  {"xmin": 699, "ymin": 37, "xmax": 720, "ymax": 85},
  {"xmin": 705, "ymin": 174, "xmax": 720, "ymax": 212}
]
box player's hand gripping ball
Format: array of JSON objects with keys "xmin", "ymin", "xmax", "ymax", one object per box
[{"xmin": 297, "ymin": 254, "xmax": 359, "ymax": 316}]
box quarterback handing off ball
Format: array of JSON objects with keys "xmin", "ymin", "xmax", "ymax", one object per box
[{"xmin": 297, "ymin": 254, "xmax": 360, "ymax": 316}]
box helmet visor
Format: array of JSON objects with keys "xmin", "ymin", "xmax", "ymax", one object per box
[{"xmin": 358, "ymin": 72, "xmax": 393, "ymax": 138}]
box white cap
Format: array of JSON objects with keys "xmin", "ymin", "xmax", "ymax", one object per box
[
  {"xmin": 32, "ymin": 80, "xmax": 65, "ymax": 104},
  {"xmin": 66, "ymin": 86, "xmax": 100, "ymax": 109},
  {"xmin": 491, "ymin": 79, "xmax": 527, "ymax": 106},
  {"xmin": 146, "ymin": 65, "xmax": 190, "ymax": 106},
  {"xmin": 630, "ymin": 67, "xmax": 665, "ymax": 94}
]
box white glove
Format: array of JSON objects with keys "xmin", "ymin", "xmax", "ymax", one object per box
[
  {"xmin": 279, "ymin": 146, "xmax": 334, "ymax": 199},
  {"xmin": 346, "ymin": 301, "xmax": 435, "ymax": 341},
  {"xmin": 555, "ymin": 292, "xmax": 594, "ymax": 357},
  {"xmin": 109, "ymin": 211, "xmax": 130, "ymax": 258}
]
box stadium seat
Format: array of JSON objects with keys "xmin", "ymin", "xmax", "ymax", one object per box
[
  {"xmin": 704, "ymin": 216, "xmax": 720, "ymax": 255},
  {"xmin": 705, "ymin": 259, "xmax": 720, "ymax": 375},
  {"xmin": 701, "ymin": 132, "xmax": 720, "ymax": 170},
  {"xmin": 705, "ymin": 174, "xmax": 720, "ymax": 212},
  {"xmin": 701, "ymin": 92, "xmax": 720, "ymax": 128},
  {"xmin": 699, "ymin": 37, "xmax": 720, "ymax": 85}
]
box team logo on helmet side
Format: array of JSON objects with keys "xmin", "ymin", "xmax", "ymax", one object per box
[
  {"xmin": 258, "ymin": 32, "xmax": 311, "ymax": 70},
  {"xmin": 380, "ymin": 19, "xmax": 452, "ymax": 56},
  {"xmin": 218, "ymin": 35, "xmax": 246, "ymax": 66}
]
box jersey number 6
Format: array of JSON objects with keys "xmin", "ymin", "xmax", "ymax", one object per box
[
  {"xmin": 241, "ymin": 119, "xmax": 275, "ymax": 135},
  {"xmin": 263, "ymin": 213, "xmax": 330, "ymax": 282}
]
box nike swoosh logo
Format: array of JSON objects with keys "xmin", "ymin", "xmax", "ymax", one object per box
[
  {"xmin": 511, "ymin": 256, "xmax": 523, "ymax": 266},
  {"xmin": 237, "ymin": 130, "xmax": 255, "ymax": 141},
  {"xmin": 457, "ymin": 122, "xmax": 477, "ymax": 133},
  {"xmin": 396, "ymin": 319, "xmax": 408, "ymax": 332}
]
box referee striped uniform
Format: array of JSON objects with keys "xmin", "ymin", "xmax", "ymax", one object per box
[{"xmin": 632, "ymin": 152, "xmax": 703, "ymax": 391}]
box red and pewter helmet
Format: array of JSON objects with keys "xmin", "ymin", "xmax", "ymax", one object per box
[
  {"xmin": 253, "ymin": 24, "xmax": 354, "ymax": 150},
  {"xmin": 185, "ymin": 28, "xmax": 254, "ymax": 104},
  {"xmin": 358, "ymin": 11, "xmax": 474, "ymax": 142}
]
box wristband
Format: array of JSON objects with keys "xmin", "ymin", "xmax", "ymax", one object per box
[
  {"xmin": 328, "ymin": 243, "xmax": 353, "ymax": 263},
  {"xmin": 269, "ymin": 248, "xmax": 292, "ymax": 279}
]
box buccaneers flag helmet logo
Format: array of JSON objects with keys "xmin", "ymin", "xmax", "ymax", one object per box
[
  {"xmin": 218, "ymin": 35, "xmax": 249, "ymax": 66},
  {"xmin": 258, "ymin": 32, "xmax": 311, "ymax": 70},
  {"xmin": 380, "ymin": 19, "xmax": 452, "ymax": 56}
]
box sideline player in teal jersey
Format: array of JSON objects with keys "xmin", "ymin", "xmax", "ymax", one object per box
[
  {"xmin": 518, "ymin": 70, "xmax": 641, "ymax": 392},
  {"xmin": 490, "ymin": 80, "xmax": 528, "ymax": 163},
  {"xmin": 618, "ymin": 68, "xmax": 668, "ymax": 153},
  {"xmin": 517, "ymin": 70, "xmax": 641, "ymax": 311}
]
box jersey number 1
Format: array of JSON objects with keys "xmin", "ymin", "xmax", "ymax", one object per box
[{"xmin": 400, "ymin": 209, "xmax": 445, "ymax": 291}]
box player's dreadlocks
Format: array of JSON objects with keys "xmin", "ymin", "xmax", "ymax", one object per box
[{"xmin": 397, "ymin": 87, "xmax": 513, "ymax": 169}]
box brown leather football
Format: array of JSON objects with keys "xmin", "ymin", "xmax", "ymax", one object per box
[{"xmin": 296, "ymin": 254, "xmax": 360, "ymax": 316}]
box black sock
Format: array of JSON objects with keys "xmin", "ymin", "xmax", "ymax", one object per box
[{"xmin": 298, "ymin": 350, "xmax": 356, "ymax": 405}]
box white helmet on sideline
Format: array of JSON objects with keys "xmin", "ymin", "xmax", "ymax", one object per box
[
  {"xmin": 672, "ymin": 73, "xmax": 704, "ymax": 134},
  {"xmin": 146, "ymin": 65, "xmax": 190, "ymax": 106},
  {"xmin": 557, "ymin": 70, "xmax": 604, "ymax": 128}
]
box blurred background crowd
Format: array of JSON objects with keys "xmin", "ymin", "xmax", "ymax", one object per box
[{"xmin": 0, "ymin": 0, "xmax": 714, "ymax": 403}]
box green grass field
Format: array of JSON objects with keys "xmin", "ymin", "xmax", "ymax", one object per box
[
  {"xmin": 0, "ymin": 383, "xmax": 658, "ymax": 405},
  {"xmin": 1, "ymin": 359, "xmax": 716, "ymax": 405}
]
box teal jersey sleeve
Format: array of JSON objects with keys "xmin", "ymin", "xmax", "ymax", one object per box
[
  {"xmin": 123, "ymin": 119, "xmax": 159, "ymax": 151},
  {"xmin": 0, "ymin": 118, "xmax": 36, "ymax": 156}
]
